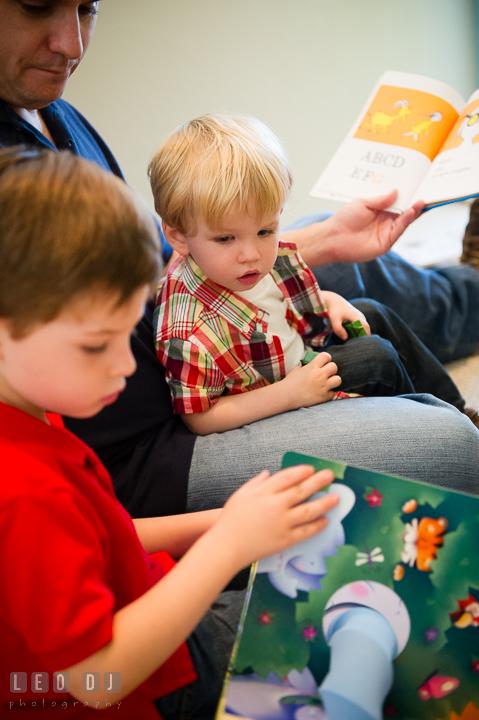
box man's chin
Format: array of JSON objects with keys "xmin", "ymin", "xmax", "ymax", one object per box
[
  {"xmin": 40, "ymin": 76, "xmax": 70, "ymax": 103},
  {"xmin": 16, "ymin": 71, "xmax": 71, "ymax": 110}
]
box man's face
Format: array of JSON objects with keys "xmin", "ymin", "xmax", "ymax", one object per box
[{"xmin": 0, "ymin": 0, "xmax": 99, "ymax": 111}]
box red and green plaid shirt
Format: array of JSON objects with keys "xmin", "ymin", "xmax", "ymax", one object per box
[{"xmin": 155, "ymin": 241, "xmax": 339, "ymax": 415}]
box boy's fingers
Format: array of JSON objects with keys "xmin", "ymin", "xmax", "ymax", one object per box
[
  {"xmin": 293, "ymin": 492, "xmax": 339, "ymax": 525},
  {"xmin": 335, "ymin": 327, "xmax": 348, "ymax": 341},
  {"xmin": 286, "ymin": 468, "xmax": 336, "ymax": 503},
  {"xmin": 290, "ymin": 514, "xmax": 331, "ymax": 543},
  {"xmin": 355, "ymin": 313, "xmax": 370, "ymax": 335},
  {"xmin": 328, "ymin": 374, "xmax": 342, "ymax": 389},
  {"xmin": 248, "ymin": 469, "xmax": 270, "ymax": 485},
  {"xmin": 310, "ymin": 352, "xmax": 332, "ymax": 367},
  {"xmin": 267, "ymin": 464, "xmax": 318, "ymax": 493},
  {"xmin": 309, "ymin": 492, "xmax": 340, "ymax": 517},
  {"xmin": 324, "ymin": 361, "xmax": 338, "ymax": 377}
]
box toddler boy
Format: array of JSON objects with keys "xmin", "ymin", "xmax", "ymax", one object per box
[
  {"xmin": 150, "ymin": 114, "xmax": 468, "ymax": 436},
  {"xmin": 0, "ymin": 147, "xmax": 338, "ymax": 718}
]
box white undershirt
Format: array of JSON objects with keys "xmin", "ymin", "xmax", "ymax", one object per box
[{"xmin": 236, "ymin": 273, "xmax": 305, "ymax": 374}]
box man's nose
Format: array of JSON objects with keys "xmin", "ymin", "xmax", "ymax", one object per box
[{"xmin": 47, "ymin": 11, "xmax": 84, "ymax": 60}]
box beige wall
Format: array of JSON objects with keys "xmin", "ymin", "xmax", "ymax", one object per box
[{"xmin": 64, "ymin": 0, "xmax": 476, "ymax": 227}]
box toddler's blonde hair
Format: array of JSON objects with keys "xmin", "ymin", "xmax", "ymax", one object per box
[{"xmin": 148, "ymin": 114, "xmax": 293, "ymax": 235}]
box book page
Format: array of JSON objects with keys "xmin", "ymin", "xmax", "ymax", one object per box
[
  {"xmin": 411, "ymin": 89, "xmax": 479, "ymax": 207},
  {"xmin": 218, "ymin": 452, "xmax": 479, "ymax": 720},
  {"xmin": 311, "ymin": 71, "xmax": 464, "ymax": 212}
]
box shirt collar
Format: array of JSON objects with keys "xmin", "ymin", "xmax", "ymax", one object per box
[
  {"xmin": 0, "ymin": 401, "xmax": 95, "ymax": 469},
  {"xmin": 0, "ymin": 97, "xmax": 25, "ymax": 126},
  {"xmin": 0, "ymin": 97, "xmax": 65, "ymax": 151},
  {"xmin": 179, "ymin": 255, "xmax": 260, "ymax": 338}
]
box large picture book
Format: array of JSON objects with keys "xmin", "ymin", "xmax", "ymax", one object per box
[
  {"xmin": 310, "ymin": 71, "xmax": 479, "ymax": 213},
  {"xmin": 216, "ymin": 453, "xmax": 479, "ymax": 720}
]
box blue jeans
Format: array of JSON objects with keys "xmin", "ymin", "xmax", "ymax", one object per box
[
  {"xmin": 285, "ymin": 212, "xmax": 479, "ymax": 363},
  {"xmin": 154, "ymin": 590, "xmax": 245, "ymax": 720},
  {"xmin": 328, "ymin": 298, "xmax": 465, "ymax": 409}
]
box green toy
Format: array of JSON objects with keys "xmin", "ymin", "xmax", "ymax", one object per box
[
  {"xmin": 301, "ymin": 321, "xmax": 367, "ymax": 367},
  {"xmin": 343, "ymin": 319, "xmax": 367, "ymax": 338}
]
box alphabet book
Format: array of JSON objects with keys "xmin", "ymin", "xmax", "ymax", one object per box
[
  {"xmin": 216, "ymin": 452, "xmax": 479, "ymax": 720},
  {"xmin": 310, "ymin": 71, "xmax": 479, "ymax": 213}
]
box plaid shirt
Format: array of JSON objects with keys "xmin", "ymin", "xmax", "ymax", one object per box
[{"xmin": 155, "ymin": 241, "xmax": 339, "ymax": 415}]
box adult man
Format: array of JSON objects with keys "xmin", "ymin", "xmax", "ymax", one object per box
[{"xmin": 1, "ymin": 0, "xmax": 478, "ymax": 521}]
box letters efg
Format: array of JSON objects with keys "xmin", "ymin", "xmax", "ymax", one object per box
[{"xmin": 351, "ymin": 151, "xmax": 406, "ymax": 184}]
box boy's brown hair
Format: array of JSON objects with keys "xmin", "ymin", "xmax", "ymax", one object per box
[
  {"xmin": 148, "ymin": 114, "xmax": 293, "ymax": 235},
  {"xmin": 0, "ymin": 147, "xmax": 161, "ymax": 337}
]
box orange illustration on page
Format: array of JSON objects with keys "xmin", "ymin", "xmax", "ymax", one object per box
[
  {"xmin": 438, "ymin": 98, "xmax": 479, "ymax": 154},
  {"xmin": 355, "ymin": 84, "xmax": 458, "ymax": 160}
]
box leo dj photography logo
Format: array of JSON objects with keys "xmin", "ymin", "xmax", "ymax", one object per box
[{"xmin": 9, "ymin": 672, "xmax": 123, "ymax": 711}]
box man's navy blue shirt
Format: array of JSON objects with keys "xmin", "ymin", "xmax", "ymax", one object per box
[{"xmin": 0, "ymin": 97, "xmax": 172, "ymax": 260}]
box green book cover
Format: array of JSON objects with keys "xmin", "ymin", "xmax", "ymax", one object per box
[{"xmin": 216, "ymin": 453, "xmax": 479, "ymax": 720}]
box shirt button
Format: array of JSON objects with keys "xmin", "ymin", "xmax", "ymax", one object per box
[
  {"xmin": 242, "ymin": 322, "xmax": 249, "ymax": 333},
  {"xmin": 265, "ymin": 333, "xmax": 274, "ymax": 344},
  {"xmin": 298, "ymin": 271, "xmax": 304, "ymax": 280}
]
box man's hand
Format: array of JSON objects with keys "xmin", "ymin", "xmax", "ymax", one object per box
[
  {"xmin": 322, "ymin": 291, "xmax": 370, "ymax": 340},
  {"xmin": 283, "ymin": 189, "xmax": 424, "ymax": 268},
  {"xmin": 328, "ymin": 190, "xmax": 425, "ymax": 264}
]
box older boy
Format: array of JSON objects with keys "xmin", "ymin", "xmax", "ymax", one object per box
[
  {"xmin": 151, "ymin": 114, "xmax": 470, "ymax": 436},
  {"xmin": 0, "ymin": 147, "xmax": 338, "ymax": 718}
]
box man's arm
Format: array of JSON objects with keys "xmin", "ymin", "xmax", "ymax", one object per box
[{"xmin": 281, "ymin": 190, "xmax": 424, "ymax": 268}]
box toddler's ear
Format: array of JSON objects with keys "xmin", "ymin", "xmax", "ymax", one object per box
[{"xmin": 162, "ymin": 222, "xmax": 190, "ymax": 256}]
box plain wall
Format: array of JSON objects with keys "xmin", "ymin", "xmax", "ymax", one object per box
[{"xmin": 64, "ymin": 0, "xmax": 476, "ymax": 227}]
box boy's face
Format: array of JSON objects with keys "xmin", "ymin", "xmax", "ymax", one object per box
[
  {"xmin": 165, "ymin": 208, "xmax": 281, "ymax": 293},
  {"xmin": 0, "ymin": 285, "xmax": 148, "ymax": 422}
]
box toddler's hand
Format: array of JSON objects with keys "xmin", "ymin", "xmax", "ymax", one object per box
[
  {"xmin": 322, "ymin": 290, "xmax": 371, "ymax": 341},
  {"xmin": 283, "ymin": 351, "xmax": 341, "ymax": 408},
  {"xmin": 214, "ymin": 466, "xmax": 339, "ymax": 569}
]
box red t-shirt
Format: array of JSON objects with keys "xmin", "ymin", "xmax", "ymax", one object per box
[{"xmin": 0, "ymin": 403, "xmax": 196, "ymax": 719}]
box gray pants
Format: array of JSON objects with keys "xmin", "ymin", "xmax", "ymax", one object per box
[{"xmin": 188, "ymin": 394, "xmax": 479, "ymax": 511}]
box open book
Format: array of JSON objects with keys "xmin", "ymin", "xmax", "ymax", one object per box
[
  {"xmin": 216, "ymin": 452, "xmax": 479, "ymax": 720},
  {"xmin": 310, "ymin": 71, "xmax": 479, "ymax": 213}
]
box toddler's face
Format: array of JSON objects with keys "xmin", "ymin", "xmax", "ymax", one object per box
[
  {"xmin": 0, "ymin": 285, "xmax": 148, "ymax": 422},
  {"xmin": 182, "ymin": 207, "xmax": 281, "ymax": 293}
]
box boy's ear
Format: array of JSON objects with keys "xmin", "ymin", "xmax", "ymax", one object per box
[{"xmin": 162, "ymin": 222, "xmax": 190, "ymax": 256}]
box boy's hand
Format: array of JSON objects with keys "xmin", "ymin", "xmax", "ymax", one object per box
[
  {"xmin": 214, "ymin": 466, "xmax": 339, "ymax": 569},
  {"xmin": 322, "ymin": 290, "xmax": 371, "ymax": 341},
  {"xmin": 282, "ymin": 351, "xmax": 341, "ymax": 407}
]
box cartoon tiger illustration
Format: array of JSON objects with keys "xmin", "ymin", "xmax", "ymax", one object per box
[{"xmin": 401, "ymin": 516, "xmax": 448, "ymax": 571}]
